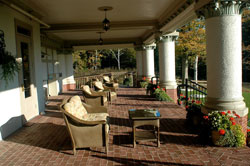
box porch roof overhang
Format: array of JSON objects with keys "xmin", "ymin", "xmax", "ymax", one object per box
[{"xmin": 1, "ymin": 0, "xmax": 212, "ymax": 49}]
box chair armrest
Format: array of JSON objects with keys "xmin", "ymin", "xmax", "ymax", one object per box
[
  {"xmin": 103, "ymin": 85, "xmax": 116, "ymax": 92},
  {"xmin": 62, "ymin": 110, "xmax": 107, "ymax": 125},
  {"xmin": 91, "ymin": 90, "xmax": 107, "ymax": 97}
]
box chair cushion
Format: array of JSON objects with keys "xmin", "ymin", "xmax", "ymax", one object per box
[
  {"xmin": 69, "ymin": 96, "xmax": 88, "ymax": 115},
  {"xmin": 82, "ymin": 85, "xmax": 92, "ymax": 95},
  {"xmin": 110, "ymin": 92, "xmax": 117, "ymax": 97},
  {"xmin": 95, "ymin": 81, "xmax": 104, "ymax": 90},
  {"xmin": 64, "ymin": 102, "xmax": 87, "ymax": 119},
  {"xmin": 103, "ymin": 76, "xmax": 110, "ymax": 82},
  {"xmin": 83, "ymin": 113, "xmax": 109, "ymax": 122}
]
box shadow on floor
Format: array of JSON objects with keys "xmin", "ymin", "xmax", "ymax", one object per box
[
  {"xmin": 6, "ymin": 122, "xmax": 72, "ymax": 152},
  {"xmin": 92, "ymin": 155, "xmax": 202, "ymax": 166}
]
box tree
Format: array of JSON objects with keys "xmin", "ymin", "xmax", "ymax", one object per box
[{"xmin": 176, "ymin": 19, "xmax": 206, "ymax": 83}]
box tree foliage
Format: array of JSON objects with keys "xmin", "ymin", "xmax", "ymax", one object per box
[{"xmin": 176, "ymin": 19, "xmax": 206, "ymax": 62}]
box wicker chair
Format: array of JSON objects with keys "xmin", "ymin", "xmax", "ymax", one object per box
[
  {"xmin": 93, "ymin": 81, "xmax": 117, "ymax": 104},
  {"xmin": 81, "ymin": 85, "xmax": 108, "ymax": 106},
  {"xmin": 60, "ymin": 96, "xmax": 109, "ymax": 155},
  {"xmin": 103, "ymin": 76, "xmax": 119, "ymax": 90}
]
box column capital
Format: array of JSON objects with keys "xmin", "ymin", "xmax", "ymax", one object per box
[
  {"xmin": 143, "ymin": 44, "xmax": 156, "ymax": 50},
  {"xmin": 157, "ymin": 31, "xmax": 179, "ymax": 43},
  {"xmin": 196, "ymin": 0, "xmax": 250, "ymax": 19}
]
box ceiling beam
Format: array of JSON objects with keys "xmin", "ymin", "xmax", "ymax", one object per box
[
  {"xmin": 64, "ymin": 37, "xmax": 140, "ymax": 48},
  {"xmin": 43, "ymin": 20, "xmax": 158, "ymax": 33}
]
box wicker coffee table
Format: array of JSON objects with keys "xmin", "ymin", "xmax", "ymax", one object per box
[{"xmin": 128, "ymin": 109, "xmax": 161, "ymax": 148}]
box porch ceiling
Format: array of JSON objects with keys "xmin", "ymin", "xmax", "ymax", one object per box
[{"xmin": 4, "ymin": 0, "xmax": 212, "ymax": 47}]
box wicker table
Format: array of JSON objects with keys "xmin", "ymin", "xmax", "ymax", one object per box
[{"xmin": 128, "ymin": 109, "xmax": 161, "ymax": 148}]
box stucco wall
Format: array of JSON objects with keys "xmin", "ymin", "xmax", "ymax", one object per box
[{"xmin": 0, "ymin": 5, "xmax": 44, "ymax": 140}]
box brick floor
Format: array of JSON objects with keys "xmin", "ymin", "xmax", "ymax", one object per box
[{"xmin": 0, "ymin": 88, "xmax": 250, "ymax": 166}]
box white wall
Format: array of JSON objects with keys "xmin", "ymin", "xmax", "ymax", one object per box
[{"xmin": 0, "ymin": 5, "xmax": 44, "ymax": 140}]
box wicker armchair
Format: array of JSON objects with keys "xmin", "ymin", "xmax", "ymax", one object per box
[
  {"xmin": 81, "ymin": 85, "xmax": 108, "ymax": 106},
  {"xmin": 103, "ymin": 76, "xmax": 119, "ymax": 90},
  {"xmin": 93, "ymin": 81, "xmax": 117, "ymax": 104},
  {"xmin": 60, "ymin": 96, "xmax": 109, "ymax": 155}
]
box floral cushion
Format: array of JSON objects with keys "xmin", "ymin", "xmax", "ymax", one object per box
[
  {"xmin": 82, "ymin": 85, "xmax": 92, "ymax": 95},
  {"xmin": 103, "ymin": 76, "xmax": 110, "ymax": 82},
  {"xmin": 69, "ymin": 96, "xmax": 88, "ymax": 115},
  {"xmin": 94, "ymin": 81, "xmax": 104, "ymax": 90},
  {"xmin": 64, "ymin": 102, "xmax": 87, "ymax": 119},
  {"xmin": 83, "ymin": 113, "xmax": 109, "ymax": 122}
]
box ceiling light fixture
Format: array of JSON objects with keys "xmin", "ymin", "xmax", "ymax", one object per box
[
  {"xmin": 97, "ymin": 32, "xmax": 104, "ymax": 45},
  {"xmin": 98, "ymin": 6, "xmax": 113, "ymax": 31}
]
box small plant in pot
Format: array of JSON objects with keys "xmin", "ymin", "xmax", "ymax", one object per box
[
  {"xmin": 153, "ymin": 87, "xmax": 173, "ymax": 102},
  {"xmin": 146, "ymin": 83, "xmax": 157, "ymax": 96},
  {"xmin": 0, "ymin": 30, "xmax": 19, "ymax": 86},
  {"xmin": 204, "ymin": 110, "xmax": 246, "ymax": 147},
  {"xmin": 186, "ymin": 100, "xmax": 203, "ymax": 126}
]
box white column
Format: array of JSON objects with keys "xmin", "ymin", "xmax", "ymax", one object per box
[
  {"xmin": 158, "ymin": 32, "xmax": 179, "ymax": 89},
  {"xmin": 143, "ymin": 44, "xmax": 156, "ymax": 79},
  {"xmin": 198, "ymin": 1, "xmax": 248, "ymax": 117},
  {"xmin": 135, "ymin": 46, "xmax": 143, "ymax": 80}
]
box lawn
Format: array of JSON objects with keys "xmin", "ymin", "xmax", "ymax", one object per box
[{"xmin": 243, "ymin": 92, "xmax": 250, "ymax": 126}]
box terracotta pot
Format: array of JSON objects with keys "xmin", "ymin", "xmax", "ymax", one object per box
[
  {"xmin": 247, "ymin": 137, "xmax": 250, "ymax": 147},
  {"xmin": 211, "ymin": 130, "xmax": 221, "ymax": 146}
]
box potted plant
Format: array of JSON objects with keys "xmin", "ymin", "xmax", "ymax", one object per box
[
  {"xmin": 153, "ymin": 87, "xmax": 173, "ymax": 102},
  {"xmin": 247, "ymin": 129, "xmax": 250, "ymax": 147},
  {"xmin": 186, "ymin": 100, "xmax": 203, "ymax": 126},
  {"xmin": 146, "ymin": 83, "xmax": 157, "ymax": 96},
  {"xmin": 204, "ymin": 111, "xmax": 246, "ymax": 147},
  {"xmin": 0, "ymin": 30, "xmax": 19, "ymax": 86}
]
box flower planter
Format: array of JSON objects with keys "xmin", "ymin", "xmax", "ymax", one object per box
[
  {"xmin": 211, "ymin": 130, "xmax": 221, "ymax": 146},
  {"xmin": 247, "ymin": 137, "xmax": 250, "ymax": 147}
]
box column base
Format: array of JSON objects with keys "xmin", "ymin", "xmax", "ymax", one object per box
[
  {"xmin": 202, "ymin": 97, "xmax": 248, "ymax": 117},
  {"xmin": 160, "ymin": 81, "xmax": 177, "ymax": 89},
  {"xmin": 62, "ymin": 83, "xmax": 76, "ymax": 92},
  {"xmin": 165, "ymin": 89, "xmax": 178, "ymax": 104}
]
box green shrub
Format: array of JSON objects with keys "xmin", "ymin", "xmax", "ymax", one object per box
[
  {"xmin": 216, "ymin": 129, "xmax": 236, "ymax": 147},
  {"xmin": 123, "ymin": 78, "xmax": 131, "ymax": 86},
  {"xmin": 231, "ymin": 124, "xmax": 246, "ymax": 147},
  {"xmin": 154, "ymin": 88, "xmax": 173, "ymax": 102},
  {"xmin": 140, "ymin": 80, "xmax": 149, "ymax": 88}
]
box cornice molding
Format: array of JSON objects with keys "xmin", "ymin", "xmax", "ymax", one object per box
[
  {"xmin": 143, "ymin": 44, "xmax": 156, "ymax": 50},
  {"xmin": 196, "ymin": 0, "xmax": 250, "ymax": 19},
  {"xmin": 43, "ymin": 20, "xmax": 157, "ymax": 33},
  {"xmin": 156, "ymin": 31, "xmax": 179, "ymax": 43}
]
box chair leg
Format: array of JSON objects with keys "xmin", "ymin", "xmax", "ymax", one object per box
[{"xmin": 73, "ymin": 148, "xmax": 76, "ymax": 155}]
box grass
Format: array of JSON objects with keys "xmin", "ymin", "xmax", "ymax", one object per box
[{"xmin": 243, "ymin": 92, "xmax": 250, "ymax": 127}]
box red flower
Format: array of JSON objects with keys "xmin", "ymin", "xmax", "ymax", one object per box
[
  {"xmin": 183, "ymin": 96, "xmax": 186, "ymax": 99},
  {"xmin": 143, "ymin": 77, "xmax": 146, "ymax": 80},
  {"xmin": 229, "ymin": 117, "xmax": 234, "ymax": 121},
  {"xmin": 236, "ymin": 114, "xmax": 240, "ymax": 118},
  {"xmin": 180, "ymin": 94, "xmax": 184, "ymax": 97},
  {"xmin": 232, "ymin": 122, "xmax": 236, "ymax": 125},
  {"xmin": 192, "ymin": 100, "xmax": 195, "ymax": 103},
  {"xmin": 185, "ymin": 105, "xmax": 189, "ymax": 109},
  {"xmin": 179, "ymin": 101, "xmax": 182, "ymax": 104},
  {"xmin": 247, "ymin": 129, "xmax": 250, "ymax": 132},
  {"xmin": 153, "ymin": 87, "xmax": 156, "ymax": 90},
  {"xmin": 227, "ymin": 110, "xmax": 231, "ymax": 114},
  {"xmin": 157, "ymin": 86, "xmax": 160, "ymax": 89},
  {"xmin": 203, "ymin": 116, "xmax": 208, "ymax": 120},
  {"xmin": 221, "ymin": 112, "xmax": 226, "ymax": 115},
  {"xmin": 219, "ymin": 129, "xmax": 226, "ymax": 135},
  {"xmin": 188, "ymin": 97, "xmax": 190, "ymax": 101},
  {"xmin": 163, "ymin": 88, "xmax": 166, "ymax": 91}
]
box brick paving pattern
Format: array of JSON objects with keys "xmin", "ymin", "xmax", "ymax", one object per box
[{"xmin": 0, "ymin": 88, "xmax": 250, "ymax": 165}]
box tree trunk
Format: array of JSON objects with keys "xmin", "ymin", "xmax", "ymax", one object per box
[
  {"xmin": 182, "ymin": 55, "xmax": 188, "ymax": 84},
  {"xmin": 117, "ymin": 49, "xmax": 120, "ymax": 70},
  {"xmin": 194, "ymin": 55, "xmax": 198, "ymax": 83}
]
